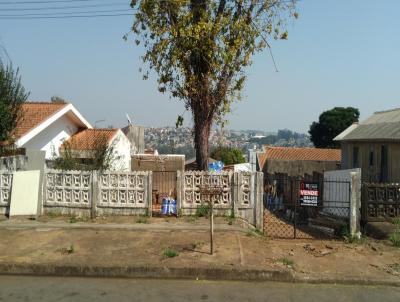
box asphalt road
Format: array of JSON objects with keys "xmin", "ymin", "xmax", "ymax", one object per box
[{"xmin": 0, "ymin": 276, "xmax": 399, "ymax": 302}]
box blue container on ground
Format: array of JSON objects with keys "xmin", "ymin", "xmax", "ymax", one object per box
[
  {"xmin": 161, "ymin": 198, "xmax": 169, "ymax": 215},
  {"xmin": 169, "ymin": 199, "xmax": 177, "ymax": 216}
]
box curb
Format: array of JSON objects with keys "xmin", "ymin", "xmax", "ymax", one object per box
[
  {"xmin": 0, "ymin": 222, "xmax": 248, "ymax": 233},
  {"xmin": 0, "ymin": 263, "xmax": 294, "ymax": 282},
  {"xmin": 0, "ymin": 263, "xmax": 399, "ymax": 286}
]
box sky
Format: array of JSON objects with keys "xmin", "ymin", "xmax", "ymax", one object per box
[{"xmin": 0, "ymin": 0, "xmax": 399, "ymax": 133}]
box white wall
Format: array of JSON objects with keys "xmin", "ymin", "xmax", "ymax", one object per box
[
  {"xmin": 323, "ymin": 168, "xmax": 361, "ymax": 218},
  {"xmin": 20, "ymin": 115, "xmax": 79, "ymax": 159},
  {"xmin": 109, "ymin": 130, "xmax": 131, "ymax": 171}
]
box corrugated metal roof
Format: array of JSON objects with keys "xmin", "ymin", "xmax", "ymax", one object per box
[{"xmin": 336, "ymin": 108, "xmax": 400, "ymax": 141}]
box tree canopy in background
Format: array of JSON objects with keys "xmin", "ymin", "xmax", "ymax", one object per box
[
  {"xmin": 211, "ymin": 146, "xmax": 245, "ymax": 165},
  {"xmin": 309, "ymin": 107, "xmax": 360, "ymax": 148},
  {"xmin": 0, "ymin": 60, "xmax": 29, "ymax": 146},
  {"xmin": 130, "ymin": 0, "xmax": 297, "ymax": 170}
]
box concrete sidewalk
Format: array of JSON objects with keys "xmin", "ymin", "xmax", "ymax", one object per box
[{"xmin": 0, "ymin": 217, "xmax": 399, "ymax": 285}]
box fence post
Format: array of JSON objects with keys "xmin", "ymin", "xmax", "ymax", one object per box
[
  {"xmin": 350, "ymin": 171, "xmax": 361, "ymax": 238},
  {"xmin": 176, "ymin": 170, "xmax": 182, "ymax": 216},
  {"xmin": 255, "ymin": 172, "xmax": 264, "ymax": 230},
  {"xmin": 91, "ymin": 171, "xmax": 98, "ymax": 219},
  {"xmin": 232, "ymin": 172, "xmax": 238, "ymax": 217},
  {"xmin": 147, "ymin": 171, "xmax": 153, "ymax": 217}
]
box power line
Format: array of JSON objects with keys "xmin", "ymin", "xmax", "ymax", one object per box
[
  {"xmin": 0, "ymin": 8, "xmax": 135, "ymax": 17},
  {"xmin": 0, "ymin": 2, "xmax": 128, "ymax": 11},
  {"xmin": 0, "ymin": 13, "xmax": 133, "ymax": 19},
  {"xmin": 0, "ymin": 0, "xmax": 100, "ymax": 4}
]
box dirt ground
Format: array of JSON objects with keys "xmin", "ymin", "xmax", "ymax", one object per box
[{"xmin": 0, "ymin": 216, "xmax": 399, "ymax": 283}]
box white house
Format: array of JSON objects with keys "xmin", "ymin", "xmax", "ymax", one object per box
[{"xmin": 9, "ymin": 101, "xmax": 131, "ymax": 171}]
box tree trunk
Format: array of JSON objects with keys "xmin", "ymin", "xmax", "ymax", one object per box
[{"xmin": 194, "ymin": 115, "xmax": 212, "ymax": 171}]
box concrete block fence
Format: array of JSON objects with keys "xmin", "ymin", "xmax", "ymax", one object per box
[
  {"xmin": 42, "ymin": 169, "xmax": 152, "ymax": 217},
  {"xmin": 178, "ymin": 171, "xmax": 264, "ymax": 230},
  {"xmin": 0, "ymin": 168, "xmax": 264, "ymax": 230}
]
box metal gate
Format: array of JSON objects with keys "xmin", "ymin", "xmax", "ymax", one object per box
[
  {"xmin": 263, "ymin": 175, "xmax": 351, "ymax": 239},
  {"xmin": 151, "ymin": 171, "xmax": 177, "ymax": 214}
]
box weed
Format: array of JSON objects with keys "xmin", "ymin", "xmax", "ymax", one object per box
[
  {"xmin": 392, "ymin": 218, "xmax": 400, "ymax": 226},
  {"xmin": 67, "ymin": 244, "xmax": 74, "ymax": 254},
  {"xmin": 47, "ymin": 211, "xmax": 62, "ymax": 218},
  {"xmin": 254, "ymin": 228, "xmax": 264, "ymax": 236},
  {"xmin": 178, "ymin": 209, "xmax": 183, "ymax": 217},
  {"xmin": 187, "ymin": 216, "xmax": 198, "ymax": 223},
  {"xmin": 278, "ymin": 257, "xmax": 294, "ymax": 267},
  {"xmin": 195, "ymin": 204, "xmax": 210, "ymax": 217},
  {"xmin": 225, "ymin": 216, "xmax": 235, "ymax": 225},
  {"xmin": 230, "ymin": 208, "xmax": 235, "ymax": 219},
  {"xmin": 343, "ymin": 234, "xmax": 365, "ymax": 244},
  {"xmin": 69, "ymin": 216, "xmax": 78, "ymax": 224},
  {"xmin": 246, "ymin": 229, "xmax": 265, "ymax": 238},
  {"xmin": 136, "ymin": 216, "xmax": 149, "ymax": 224},
  {"xmin": 389, "ymin": 222, "xmax": 400, "ymax": 247},
  {"xmin": 164, "ymin": 248, "xmax": 179, "ymax": 258}
]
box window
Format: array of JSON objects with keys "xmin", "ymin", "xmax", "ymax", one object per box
[{"xmin": 352, "ymin": 146, "xmax": 359, "ymax": 168}]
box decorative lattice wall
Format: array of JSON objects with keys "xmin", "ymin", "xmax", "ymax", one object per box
[
  {"xmin": 362, "ymin": 183, "xmax": 400, "ymax": 222},
  {"xmin": 98, "ymin": 172, "xmax": 149, "ymax": 208},
  {"xmin": 44, "ymin": 170, "xmax": 92, "ymax": 208},
  {"xmin": 0, "ymin": 172, "xmax": 13, "ymax": 207}
]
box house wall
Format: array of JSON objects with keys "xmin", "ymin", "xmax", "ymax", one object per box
[
  {"xmin": 264, "ymin": 159, "xmax": 340, "ymax": 177},
  {"xmin": 341, "ymin": 141, "xmax": 400, "ymax": 183},
  {"xmin": 20, "ymin": 115, "xmax": 79, "ymax": 160},
  {"xmin": 109, "ymin": 131, "xmax": 131, "ymax": 171}
]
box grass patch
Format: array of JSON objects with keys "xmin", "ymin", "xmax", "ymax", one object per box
[
  {"xmin": 164, "ymin": 248, "xmax": 179, "ymax": 258},
  {"xmin": 69, "ymin": 216, "xmax": 78, "ymax": 224},
  {"xmin": 277, "ymin": 257, "xmax": 294, "ymax": 267},
  {"xmin": 195, "ymin": 204, "xmax": 210, "ymax": 217}
]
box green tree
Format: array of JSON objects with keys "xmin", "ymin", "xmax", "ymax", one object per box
[
  {"xmin": 129, "ymin": 0, "xmax": 297, "ymax": 170},
  {"xmin": 309, "ymin": 107, "xmax": 360, "ymax": 148},
  {"xmin": 0, "ymin": 60, "xmax": 29, "ymax": 150},
  {"xmin": 211, "ymin": 146, "xmax": 245, "ymax": 165}
]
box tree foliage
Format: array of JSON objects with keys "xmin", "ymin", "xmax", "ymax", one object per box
[
  {"xmin": 211, "ymin": 146, "xmax": 245, "ymax": 165},
  {"xmin": 54, "ymin": 133, "xmax": 117, "ymax": 171},
  {"xmin": 0, "ymin": 60, "xmax": 29, "ymax": 149},
  {"xmin": 309, "ymin": 107, "xmax": 360, "ymax": 148},
  {"xmin": 129, "ymin": 0, "xmax": 297, "ymax": 170}
]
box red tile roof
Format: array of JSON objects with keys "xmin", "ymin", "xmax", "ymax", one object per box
[
  {"xmin": 13, "ymin": 102, "xmax": 68, "ymax": 139},
  {"xmin": 63, "ymin": 128, "xmax": 118, "ymax": 151},
  {"xmin": 262, "ymin": 146, "xmax": 341, "ymax": 162},
  {"xmin": 257, "ymin": 152, "xmax": 268, "ymax": 170}
]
